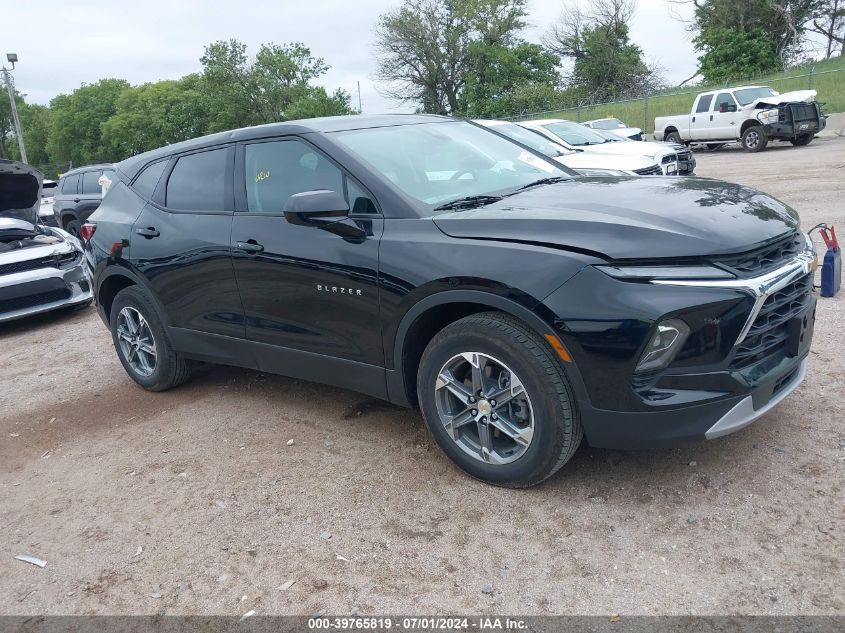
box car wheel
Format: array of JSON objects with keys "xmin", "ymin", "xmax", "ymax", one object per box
[
  {"xmin": 790, "ymin": 134, "xmax": 814, "ymax": 146},
  {"xmin": 65, "ymin": 218, "xmax": 81, "ymax": 237},
  {"xmin": 665, "ymin": 131, "xmax": 682, "ymax": 144},
  {"xmin": 417, "ymin": 312, "xmax": 582, "ymax": 488},
  {"xmin": 110, "ymin": 286, "xmax": 193, "ymax": 391},
  {"xmin": 741, "ymin": 125, "xmax": 768, "ymax": 152}
]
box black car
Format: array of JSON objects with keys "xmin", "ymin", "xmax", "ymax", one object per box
[
  {"xmin": 84, "ymin": 115, "xmax": 816, "ymax": 487},
  {"xmin": 54, "ymin": 164, "xmax": 116, "ymax": 237}
]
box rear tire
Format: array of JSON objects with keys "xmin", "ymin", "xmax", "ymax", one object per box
[
  {"xmin": 741, "ymin": 125, "xmax": 768, "ymax": 152},
  {"xmin": 665, "ymin": 131, "xmax": 682, "ymax": 144},
  {"xmin": 417, "ymin": 312, "xmax": 582, "ymax": 488},
  {"xmin": 110, "ymin": 286, "xmax": 193, "ymax": 391},
  {"xmin": 790, "ymin": 134, "xmax": 814, "ymax": 146},
  {"xmin": 65, "ymin": 218, "xmax": 81, "ymax": 238}
]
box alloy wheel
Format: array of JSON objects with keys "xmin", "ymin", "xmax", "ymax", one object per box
[
  {"xmin": 116, "ymin": 306, "xmax": 157, "ymax": 377},
  {"xmin": 745, "ymin": 130, "xmax": 759, "ymax": 148},
  {"xmin": 434, "ymin": 352, "xmax": 534, "ymax": 465}
]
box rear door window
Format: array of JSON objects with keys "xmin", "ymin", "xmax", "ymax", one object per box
[
  {"xmin": 695, "ymin": 95, "xmax": 713, "ymax": 113},
  {"xmin": 81, "ymin": 170, "xmax": 102, "ymax": 195},
  {"xmin": 166, "ymin": 148, "xmax": 228, "ymax": 211},
  {"xmin": 61, "ymin": 174, "xmax": 79, "ymax": 194}
]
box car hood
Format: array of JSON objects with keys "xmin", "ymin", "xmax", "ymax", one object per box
[
  {"xmin": 432, "ymin": 177, "xmax": 799, "ymax": 260},
  {"xmin": 0, "ymin": 160, "xmax": 41, "ymax": 225},
  {"xmin": 556, "ymin": 152, "xmax": 653, "ymax": 172},
  {"xmin": 749, "ymin": 89, "xmax": 817, "ymax": 109},
  {"xmin": 578, "ymin": 140, "xmax": 673, "ymax": 159}
]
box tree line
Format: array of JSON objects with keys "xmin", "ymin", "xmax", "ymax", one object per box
[{"xmin": 1, "ymin": 0, "xmax": 842, "ymax": 177}]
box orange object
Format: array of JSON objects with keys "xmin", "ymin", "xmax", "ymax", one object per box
[{"xmin": 544, "ymin": 333, "xmax": 572, "ymax": 363}]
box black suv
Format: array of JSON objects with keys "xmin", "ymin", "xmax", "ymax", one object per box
[
  {"xmin": 54, "ymin": 164, "xmax": 116, "ymax": 237},
  {"xmin": 84, "ymin": 115, "xmax": 816, "ymax": 487}
]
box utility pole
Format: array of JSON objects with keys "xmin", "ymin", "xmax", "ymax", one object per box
[
  {"xmin": 2, "ymin": 53, "xmax": 27, "ymax": 164},
  {"xmin": 357, "ymin": 81, "xmax": 362, "ymax": 114}
]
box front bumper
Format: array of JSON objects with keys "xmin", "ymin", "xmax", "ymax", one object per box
[
  {"xmin": 0, "ymin": 257, "xmax": 92, "ymax": 322},
  {"xmin": 545, "ymin": 248, "xmax": 815, "ymax": 449}
]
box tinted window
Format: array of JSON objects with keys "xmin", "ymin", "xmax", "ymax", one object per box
[
  {"xmin": 81, "ymin": 170, "xmax": 102, "ymax": 195},
  {"xmin": 714, "ymin": 92, "xmax": 736, "ymax": 112},
  {"xmin": 132, "ymin": 161, "xmax": 168, "ymax": 199},
  {"xmin": 346, "ymin": 178, "xmax": 377, "ymax": 215},
  {"xmin": 540, "ymin": 120, "xmax": 610, "ymax": 146},
  {"xmin": 61, "ymin": 174, "xmax": 79, "ymax": 194},
  {"xmin": 166, "ymin": 148, "xmax": 228, "ymax": 211},
  {"xmin": 244, "ymin": 140, "xmax": 344, "ymax": 214},
  {"xmin": 695, "ymin": 95, "xmax": 713, "ymax": 113}
]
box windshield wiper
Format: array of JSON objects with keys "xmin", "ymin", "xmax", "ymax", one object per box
[
  {"xmin": 516, "ymin": 176, "xmax": 570, "ymax": 191},
  {"xmin": 433, "ymin": 194, "xmax": 504, "ymax": 211}
]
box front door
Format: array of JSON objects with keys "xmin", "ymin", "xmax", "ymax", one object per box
[
  {"xmin": 230, "ymin": 137, "xmax": 384, "ymax": 372},
  {"xmin": 710, "ymin": 92, "xmax": 740, "ymax": 140},
  {"xmin": 690, "ymin": 93, "xmax": 715, "ymax": 141}
]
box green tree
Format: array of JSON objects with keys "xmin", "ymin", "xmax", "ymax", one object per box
[
  {"xmin": 463, "ymin": 41, "xmax": 561, "ymax": 117},
  {"xmin": 199, "ymin": 39, "xmax": 353, "ymax": 132},
  {"xmin": 101, "ymin": 75, "xmax": 210, "ymax": 157},
  {"xmin": 695, "ymin": 28, "xmax": 781, "ymax": 82},
  {"xmin": 546, "ymin": 0, "xmax": 661, "ymax": 102},
  {"xmin": 48, "ymin": 78, "xmax": 129, "ymax": 167},
  {"xmin": 373, "ymin": 0, "xmax": 535, "ymax": 114},
  {"xmin": 16, "ymin": 103, "xmax": 53, "ymax": 169}
]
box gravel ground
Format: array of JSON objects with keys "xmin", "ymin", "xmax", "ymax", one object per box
[{"xmin": 1, "ymin": 137, "xmax": 843, "ymax": 616}]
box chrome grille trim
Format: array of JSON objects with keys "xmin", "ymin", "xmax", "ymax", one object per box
[{"xmin": 651, "ymin": 236, "xmax": 815, "ymax": 346}]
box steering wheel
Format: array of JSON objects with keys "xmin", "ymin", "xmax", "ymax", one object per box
[{"xmin": 449, "ymin": 169, "xmax": 475, "ymax": 182}]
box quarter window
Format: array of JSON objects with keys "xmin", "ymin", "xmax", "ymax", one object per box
[
  {"xmin": 695, "ymin": 95, "xmax": 713, "ymax": 113},
  {"xmin": 166, "ymin": 148, "xmax": 228, "ymax": 211},
  {"xmin": 132, "ymin": 161, "xmax": 168, "ymax": 199},
  {"xmin": 244, "ymin": 140, "xmax": 344, "ymax": 214}
]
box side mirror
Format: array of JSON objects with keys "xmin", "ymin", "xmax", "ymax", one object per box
[{"xmin": 283, "ymin": 190, "xmax": 349, "ymax": 227}]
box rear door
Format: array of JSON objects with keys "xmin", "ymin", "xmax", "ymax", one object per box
[
  {"xmin": 54, "ymin": 173, "xmax": 80, "ymax": 229},
  {"xmin": 689, "ymin": 93, "xmax": 715, "ymax": 140},
  {"xmin": 230, "ymin": 136, "xmax": 384, "ymax": 372},
  {"xmin": 129, "ymin": 147, "xmax": 246, "ymax": 347},
  {"xmin": 77, "ymin": 169, "xmax": 106, "ymax": 222}
]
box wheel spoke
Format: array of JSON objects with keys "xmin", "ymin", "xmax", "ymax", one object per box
[
  {"xmin": 487, "ymin": 374, "xmax": 525, "ymax": 409},
  {"xmin": 116, "ymin": 326, "xmax": 133, "ymax": 343},
  {"xmin": 123, "ymin": 310, "xmax": 139, "ymax": 335},
  {"xmin": 477, "ymin": 420, "xmax": 494, "ymax": 462},
  {"xmin": 443, "ymin": 408, "xmax": 474, "ymax": 439},
  {"xmin": 460, "ymin": 352, "xmax": 488, "ymax": 396},
  {"xmin": 489, "ymin": 412, "xmax": 533, "ymax": 448},
  {"xmin": 436, "ymin": 370, "xmax": 473, "ymax": 406}
]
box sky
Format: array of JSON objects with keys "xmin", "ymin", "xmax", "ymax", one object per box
[{"xmin": 3, "ymin": 0, "xmax": 700, "ymax": 113}]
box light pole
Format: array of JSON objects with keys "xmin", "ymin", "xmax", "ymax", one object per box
[{"xmin": 2, "ymin": 53, "xmax": 27, "ymax": 164}]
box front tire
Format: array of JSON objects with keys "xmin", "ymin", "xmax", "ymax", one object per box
[
  {"xmin": 110, "ymin": 286, "xmax": 193, "ymax": 391},
  {"xmin": 741, "ymin": 125, "xmax": 768, "ymax": 152},
  {"xmin": 790, "ymin": 134, "xmax": 814, "ymax": 146},
  {"xmin": 65, "ymin": 218, "xmax": 81, "ymax": 238},
  {"xmin": 417, "ymin": 312, "xmax": 582, "ymax": 488}
]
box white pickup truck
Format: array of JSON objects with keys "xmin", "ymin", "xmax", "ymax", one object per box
[{"xmin": 654, "ymin": 86, "xmax": 826, "ymax": 152}]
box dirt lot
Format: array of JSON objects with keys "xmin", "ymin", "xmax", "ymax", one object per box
[{"xmin": 1, "ymin": 137, "xmax": 843, "ymax": 617}]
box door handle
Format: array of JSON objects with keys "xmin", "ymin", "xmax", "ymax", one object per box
[
  {"xmin": 710, "ymin": 115, "xmax": 714, "ymax": 121},
  {"xmin": 692, "ymin": 116, "xmax": 695, "ymax": 123},
  {"xmin": 136, "ymin": 227, "xmax": 160, "ymax": 238},
  {"xmin": 237, "ymin": 240, "xmax": 264, "ymax": 253},
  {"xmin": 74, "ymin": 199, "xmax": 80, "ymax": 203}
]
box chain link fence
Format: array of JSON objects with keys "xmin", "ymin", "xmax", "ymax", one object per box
[{"xmin": 502, "ymin": 63, "xmax": 845, "ymax": 136}]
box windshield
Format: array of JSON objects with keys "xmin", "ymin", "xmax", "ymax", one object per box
[
  {"xmin": 733, "ymin": 87, "xmax": 778, "ymax": 106},
  {"xmin": 485, "ymin": 122, "xmax": 569, "ymax": 158},
  {"xmin": 333, "ymin": 121, "xmax": 570, "ymax": 207},
  {"xmin": 591, "ymin": 118, "xmax": 626, "ymax": 130},
  {"xmin": 540, "ymin": 120, "xmax": 610, "ymax": 146}
]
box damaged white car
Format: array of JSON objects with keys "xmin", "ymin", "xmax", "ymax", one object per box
[{"xmin": 1, "ymin": 160, "xmax": 92, "ymax": 322}]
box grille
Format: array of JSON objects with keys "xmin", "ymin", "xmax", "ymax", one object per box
[
  {"xmin": 634, "ymin": 165, "xmax": 662, "ymax": 176},
  {"xmin": 731, "ymin": 272, "xmax": 813, "ymax": 368},
  {"xmin": 787, "ymin": 103, "xmax": 818, "ymax": 123},
  {"xmin": 713, "ymin": 232, "xmax": 803, "ymax": 276},
  {"xmin": 0, "ymin": 252, "xmax": 79, "ymax": 277},
  {"xmin": 661, "ymin": 155, "xmax": 675, "ymax": 165},
  {"xmin": 0, "ymin": 289, "xmax": 71, "ymax": 314}
]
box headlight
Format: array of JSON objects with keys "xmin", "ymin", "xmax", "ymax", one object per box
[
  {"xmin": 636, "ymin": 318, "xmax": 690, "ymax": 372},
  {"xmin": 595, "ymin": 265, "xmax": 735, "ymax": 280},
  {"xmin": 757, "ymin": 108, "xmax": 779, "ymax": 123}
]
